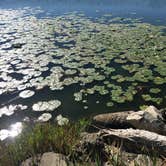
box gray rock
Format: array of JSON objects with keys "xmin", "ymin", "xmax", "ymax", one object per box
[
  {"xmin": 126, "ymin": 105, "xmax": 166, "ymax": 135},
  {"xmin": 40, "ymin": 152, "xmax": 67, "ymax": 166},
  {"xmin": 129, "ymin": 154, "xmax": 163, "ymax": 166},
  {"xmin": 93, "ymin": 106, "xmax": 166, "ymax": 135},
  {"xmin": 21, "ymin": 155, "xmax": 40, "ymax": 166},
  {"xmin": 21, "ymin": 153, "xmax": 68, "ymax": 166}
]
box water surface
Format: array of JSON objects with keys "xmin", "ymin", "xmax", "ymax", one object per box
[{"xmin": 0, "ymin": 0, "xmax": 166, "ymax": 140}]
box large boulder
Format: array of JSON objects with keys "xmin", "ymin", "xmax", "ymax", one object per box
[
  {"xmin": 93, "ymin": 106, "xmax": 166, "ymax": 135},
  {"xmin": 126, "ymin": 106, "xmax": 166, "ymax": 135}
]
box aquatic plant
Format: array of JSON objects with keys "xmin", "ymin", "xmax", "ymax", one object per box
[
  {"xmin": 0, "ymin": 9, "xmax": 165, "ymax": 131},
  {"xmin": 32, "ymin": 100, "xmax": 61, "ymax": 112}
]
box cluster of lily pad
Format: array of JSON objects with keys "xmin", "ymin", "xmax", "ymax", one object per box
[
  {"xmin": 142, "ymin": 94, "xmax": 163, "ymax": 105},
  {"xmin": 0, "ymin": 11, "xmax": 165, "ymax": 101},
  {"xmin": 32, "ymin": 100, "xmax": 61, "ymax": 112},
  {"xmin": 0, "ymin": 104, "xmax": 27, "ymax": 118},
  {"xmin": 0, "ymin": 8, "xmax": 166, "ymax": 138}
]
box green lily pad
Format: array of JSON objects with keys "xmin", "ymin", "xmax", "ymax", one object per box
[
  {"xmin": 139, "ymin": 105, "xmax": 149, "ymax": 110},
  {"xmin": 142, "ymin": 94, "xmax": 152, "ymax": 101},
  {"xmin": 106, "ymin": 102, "xmax": 114, "ymax": 107},
  {"xmin": 154, "ymin": 77, "xmax": 165, "ymax": 85},
  {"xmin": 149, "ymin": 88, "xmax": 161, "ymax": 94}
]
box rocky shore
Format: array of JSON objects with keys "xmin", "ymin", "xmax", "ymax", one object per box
[{"xmin": 21, "ymin": 105, "xmax": 166, "ymax": 166}]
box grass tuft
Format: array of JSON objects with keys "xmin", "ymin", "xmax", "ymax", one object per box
[{"xmin": 0, "ymin": 119, "xmax": 89, "ymax": 166}]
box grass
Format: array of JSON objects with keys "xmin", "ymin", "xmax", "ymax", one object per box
[
  {"xmin": 0, "ymin": 119, "xmax": 89, "ymax": 166},
  {"xmin": 0, "ymin": 119, "xmax": 165, "ymax": 166}
]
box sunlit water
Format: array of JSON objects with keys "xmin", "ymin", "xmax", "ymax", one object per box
[{"xmin": 0, "ymin": 0, "xmax": 166, "ymax": 140}]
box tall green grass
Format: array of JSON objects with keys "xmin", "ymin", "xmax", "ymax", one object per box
[
  {"xmin": 0, "ymin": 119, "xmax": 165, "ymax": 166},
  {"xmin": 0, "ymin": 119, "xmax": 89, "ymax": 166}
]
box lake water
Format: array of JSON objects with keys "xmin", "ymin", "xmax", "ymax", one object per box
[{"xmin": 0, "ymin": 0, "xmax": 166, "ymax": 140}]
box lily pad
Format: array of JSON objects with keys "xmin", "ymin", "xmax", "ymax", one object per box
[
  {"xmin": 142, "ymin": 94, "xmax": 152, "ymax": 101},
  {"xmin": 149, "ymin": 88, "xmax": 161, "ymax": 94},
  {"xmin": 19, "ymin": 90, "xmax": 35, "ymax": 98},
  {"xmin": 139, "ymin": 105, "xmax": 149, "ymax": 110},
  {"xmin": 0, "ymin": 104, "xmax": 27, "ymax": 118},
  {"xmin": 106, "ymin": 102, "xmax": 114, "ymax": 107},
  {"xmin": 74, "ymin": 92, "xmax": 83, "ymax": 101},
  {"xmin": 56, "ymin": 114, "xmax": 69, "ymax": 126},
  {"xmin": 32, "ymin": 100, "xmax": 61, "ymax": 112},
  {"xmin": 154, "ymin": 77, "xmax": 165, "ymax": 85},
  {"xmin": 38, "ymin": 113, "xmax": 52, "ymax": 122}
]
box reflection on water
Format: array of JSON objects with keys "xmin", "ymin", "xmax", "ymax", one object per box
[
  {"xmin": 0, "ymin": 0, "xmax": 165, "ymax": 26},
  {"xmin": 0, "ymin": 122, "xmax": 22, "ymax": 140},
  {"xmin": 0, "ymin": 0, "xmax": 166, "ymax": 17},
  {"xmin": 1, "ymin": 0, "xmax": 166, "ymax": 8}
]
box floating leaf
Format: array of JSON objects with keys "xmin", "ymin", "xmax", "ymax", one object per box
[
  {"xmin": 106, "ymin": 102, "xmax": 114, "ymax": 107},
  {"xmin": 56, "ymin": 114, "xmax": 69, "ymax": 126},
  {"xmin": 19, "ymin": 90, "xmax": 35, "ymax": 98},
  {"xmin": 32, "ymin": 100, "xmax": 61, "ymax": 112},
  {"xmin": 149, "ymin": 88, "xmax": 161, "ymax": 94},
  {"xmin": 38, "ymin": 113, "xmax": 52, "ymax": 122}
]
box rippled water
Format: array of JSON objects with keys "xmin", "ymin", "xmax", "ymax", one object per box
[{"xmin": 0, "ymin": 0, "xmax": 166, "ymax": 140}]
